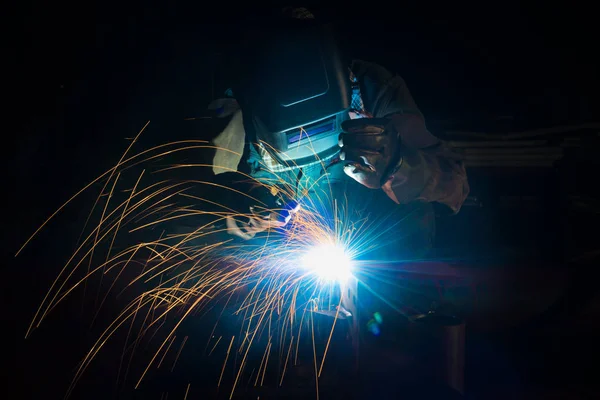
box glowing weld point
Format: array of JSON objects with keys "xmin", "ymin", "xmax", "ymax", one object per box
[{"xmin": 300, "ymin": 243, "xmax": 352, "ymax": 282}]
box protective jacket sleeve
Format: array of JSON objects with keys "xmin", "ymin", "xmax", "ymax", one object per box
[{"xmin": 350, "ymin": 60, "xmax": 469, "ymax": 213}]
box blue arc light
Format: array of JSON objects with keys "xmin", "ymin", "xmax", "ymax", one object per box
[{"xmin": 300, "ymin": 243, "xmax": 352, "ymax": 282}]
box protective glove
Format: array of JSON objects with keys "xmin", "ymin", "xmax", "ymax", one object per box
[
  {"xmin": 206, "ymin": 173, "xmax": 300, "ymax": 240},
  {"xmin": 225, "ymin": 193, "xmax": 300, "ymax": 240},
  {"xmin": 338, "ymin": 117, "xmax": 402, "ymax": 189}
]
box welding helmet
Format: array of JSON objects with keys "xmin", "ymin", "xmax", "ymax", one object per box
[{"xmin": 231, "ymin": 13, "xmax": 351, "ymax": 168}]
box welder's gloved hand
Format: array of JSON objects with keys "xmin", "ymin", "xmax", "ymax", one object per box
[
  {"xmin": 225, "ymin": 192, "xmax": 300, "ymax": 240},
  {"xmin": 338, "ymin": 117, "xmax": 402, "ymax": 189},
  {"xmin": 208, "ymin": 173, "xmax": 300, "ymax": 240}
]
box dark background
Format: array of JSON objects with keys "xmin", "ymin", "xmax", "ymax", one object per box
[{"xmin": 7, "ymin": 2, "xmax": 599, "ymax": 399}]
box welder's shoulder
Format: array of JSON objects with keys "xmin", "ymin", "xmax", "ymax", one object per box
[{"xmin": 207, "ymin": 98, "xmax": 246, "ymax": 175}]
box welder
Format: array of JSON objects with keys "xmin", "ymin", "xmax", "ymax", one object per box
[{"xmin": 205, "ymin": 8, "xmax": 469, "ymax": 258}]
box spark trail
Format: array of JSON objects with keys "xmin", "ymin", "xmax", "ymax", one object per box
[{"xmin": 18, "ymin": 122, "xmax": 388, "ymax": 399}]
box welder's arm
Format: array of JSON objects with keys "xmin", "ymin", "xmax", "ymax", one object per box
[
  {"xmin": 340, "ymin": 61, "xmax": 469, "ymax": 213},
  {"xmin": 204, "ymin": 99, "xmax": 299, "ymax": 239}
]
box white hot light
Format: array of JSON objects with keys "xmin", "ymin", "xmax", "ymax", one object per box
[{"xmin": 300, "ymin": 243, "xmax": 352, "ymax": 282}]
